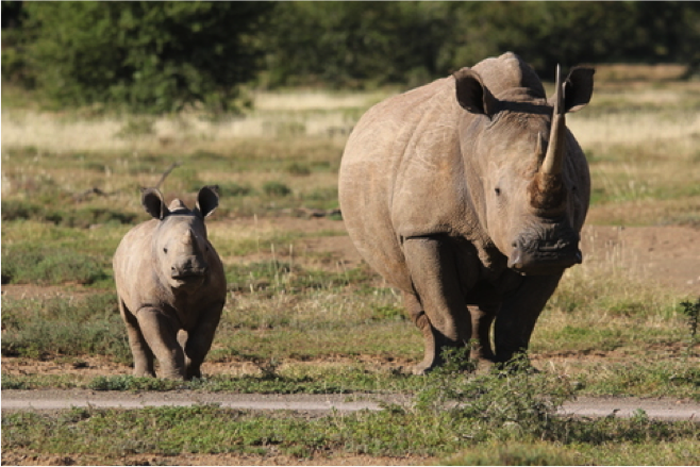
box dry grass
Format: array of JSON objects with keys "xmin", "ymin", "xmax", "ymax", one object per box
[{"xmin": 0, "ymin": 89, "xmax": 392, "ymax": 155}]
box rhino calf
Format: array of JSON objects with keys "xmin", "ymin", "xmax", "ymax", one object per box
[
  {"xmin": 113, "ymin": 186, "xmax": 226, "ymax": 380},
  {"xmin": 339, "ymin": 53, "xmax": 594, "ymax": 373}
]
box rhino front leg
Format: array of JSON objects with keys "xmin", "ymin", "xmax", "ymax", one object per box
[
  {"xmin": 119, "ymin": 300, "xmax": 155, "ymax": 377},
  {"xmin": 135, "ymin": 307, "xmax": 186, "ymax": 380},
  {"xmin": 183, "ymin": 304, "xmax": 223, "ymax": 380},
  {"xmin": 403, "ymin": 236, "xmax": 471, "ymax": 374},
  {"xmin": 494, "ymin": 274, "xmax": 562, "ymax": 364}
]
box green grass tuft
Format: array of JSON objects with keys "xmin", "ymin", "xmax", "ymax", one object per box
[
  {"xmin": 2, "ymin": 247, "xmax": 108, "ymax": 285},
  {"xmin": 1, "ymin": 293, "xmax": 130, "ymax": 361}
]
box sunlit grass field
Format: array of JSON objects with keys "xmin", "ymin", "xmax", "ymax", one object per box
[{"xmin": 2, "ymin": 65, "xmax": 699, "ymax": 464}]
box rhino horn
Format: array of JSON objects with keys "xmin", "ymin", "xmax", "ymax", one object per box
[
  {"xmin": 541, "ymin": 64, "xmax": 566, "ymax": 177},
  {"xmin": 529, "ymin": 65, "xmax": 567, "ymax": 215}
]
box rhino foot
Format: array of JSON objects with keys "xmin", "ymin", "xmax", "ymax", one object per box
[{"xmin": 413, "ymin": 314, "xmax": 473, "ymax": 375}]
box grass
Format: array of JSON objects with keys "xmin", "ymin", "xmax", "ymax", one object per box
[
  {"xmin": 3, "ymin": 360, "xmax": 699, "ymax": 465},
  {"xmin": 1, "ymin": 292, "xmax": 130, "ymax": 362},
  {"xmin": 2, "ymin": 66, "xmax": 700, "ymax": 464}
]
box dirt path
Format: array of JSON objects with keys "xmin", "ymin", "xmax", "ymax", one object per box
[{"xmin": 2, "ymin": 389, "xmax": 699, "ymax": 422}]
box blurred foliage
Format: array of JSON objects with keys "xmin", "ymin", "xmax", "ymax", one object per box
[
  {"xmin": 262, "ymin": 1, "xmax": 700, "ymax": 87},
  {"xmin": 1, "ymin": 1, "xmax": 272, "ymax": 113},
  {"xmin": 3, "ymin": 1, "xmax": 700, "ymax": 111}
]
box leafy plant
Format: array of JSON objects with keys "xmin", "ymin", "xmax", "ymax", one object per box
[
  {"xmin": 679, "ymin": 298, "xmax": 700, "ymax": 343},
  {"xmin": 415, "ymin": 350, "xmax": 575, "ymax": 441},
  {"xmin": 262, "ymin": 181, "xmax": 292, "ymax": 197},
  {"xmin": 21, "ymin": 2, "xmax": 274, "ymax": 113}
]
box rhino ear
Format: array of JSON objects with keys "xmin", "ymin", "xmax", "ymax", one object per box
[
  {"xmin": 560, "ymin": 66, "xmax": 595, "ymax": 113},
  {"xmin": 454, "ymin": 68, "xmax": 498, "ymax": 117},
  {"xmin": 196, "ymin": 185, "xmax": 219, "ymax": 218},
  {"xmin": 141, "ymin": 187, "xmax": 168, "ymax": 220}
]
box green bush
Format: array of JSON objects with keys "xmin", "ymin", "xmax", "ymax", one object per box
[
  {"xmin": 262, "ymin": 181, "xmax": 292, "ymax": 197},
  {"xmin": 218, "ymin": 182, "xmax": 253, "ymax": 197},
  {"xmin": 20, "ymin": 2, "xmax": 273, "ymax": 113},
  {"xmin": 263, "ymin": 3, "xmax": 700, "ymax": 88}
]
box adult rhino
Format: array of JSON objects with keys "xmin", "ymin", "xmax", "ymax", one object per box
[
  {"xmin": 339, "ymin": 52, "xmax": 594, "ymax": 373},
  {"xmin": 113, "ymin": 186, "xmax": 226, "ymax": 380}
]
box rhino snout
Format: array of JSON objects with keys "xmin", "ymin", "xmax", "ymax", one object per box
[
  {"xmin": 170, "ymin": 257, "xmax": 208, "ymax": 281},
  {"xmin": 508, "ymin": 233, "xmax": 582, "ymax": 275}
]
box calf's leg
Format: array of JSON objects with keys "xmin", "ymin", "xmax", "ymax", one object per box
[
  {"xmin": 119, "ymin": 300, "xmax": 155, "ymax": 377},
  {"xmin": 183, "ymin": 304, "xmax": 223, "ymax": 380},
  {"xmin": 135, "ymin": 307, "xmax": 185, "ymax": 380}
]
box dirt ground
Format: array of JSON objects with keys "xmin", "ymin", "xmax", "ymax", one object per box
[{"xmin": 2, "ymin": 219, "xmax": 700, "ymax": 466}]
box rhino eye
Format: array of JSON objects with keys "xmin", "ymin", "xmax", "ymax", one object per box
[
  {"xmin": 163, "ymin": 247, "xmax": 168, "ymax": 254},
  {"xmin": 495, "ymin": 187, "xmax": 502, "ymax": 196}
]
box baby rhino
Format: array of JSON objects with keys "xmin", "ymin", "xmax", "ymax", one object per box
[{"xmin": 113, "ymin": 186, "xmax": 226, "ymax": 380}]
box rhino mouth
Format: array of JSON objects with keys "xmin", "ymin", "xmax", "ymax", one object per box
[
  {"xmin": 171, "ymin": 268, "xmax": 207, "ymax": 285},
  {"xmin": 508, "ymin": 247, "xmax": 582, "ymax": 275},
  {"xmin": 508, "ymin": 233, "xmax": 582, "ymax": 275}
]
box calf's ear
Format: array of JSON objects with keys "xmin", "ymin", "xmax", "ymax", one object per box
[
  {"xmin": 196, "ymin": 185, "xmax": 219, "ymax": 218},
  {"xmin": 141, "ymin": 187, "xmax": 168, "ymax": 220},
  {"xmin": 454, "ymin": 68, "xmax": 498, "ymax": 117}
]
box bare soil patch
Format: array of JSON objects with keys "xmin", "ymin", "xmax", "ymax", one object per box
[{"xmin": 579, "ymin": 224, "xmax": 700, "ymax": 295}]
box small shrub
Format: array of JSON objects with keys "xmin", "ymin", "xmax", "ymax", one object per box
[
  {"xmin": 218, "ymin": 182, "xmax": 253, "ymax": 197},
  {"xmin": 415, "ymin": 351, "xmax": 575, "ymax": 441},
  {"xmin": 262, "ymin": 181, "xmax": 292, "ymax": 197},
  {"xmin": 1, "ymin": 200, "xmax": 42, "ymax": 221},
  {"xmin": 285, "ymin": 162, "xmax": 311, "ymax": 176},
  {"xmin": 679, "ymin": 298, "xmax": 700, "ymax": 342}
]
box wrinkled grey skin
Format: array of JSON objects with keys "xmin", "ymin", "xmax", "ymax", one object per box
[
  {"xmin": 339, "ymin": 53, "xmax": 594, "ymax": 373},
  {"xmin": 113, "ymin": 186, "xmax": 226, "ymax": 380}
]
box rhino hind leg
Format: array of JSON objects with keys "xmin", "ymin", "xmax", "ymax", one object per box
[
  {"xmin": 119, "ymin": 300, "xmax": 155, "ymax": 377},
  {"xmin": 403, "ymin": 237, "xmax": 472, "ymax": 374}
]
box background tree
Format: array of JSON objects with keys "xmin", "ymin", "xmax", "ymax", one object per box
[
  {"xmin": 16, "ymin": 1, "xmax": 273, "ymax": 113},
  {"xmin": 263, "ymin": 1, "xmax": 700, "ymax": 87},
  {"xmin": 1, "ymin": 0, "xmax": 33, "ymax": 87},
  {"xmin": 3, "ymin": 1, "xmax": 700, "ymax": 112},
  {"xmin": 262, "ymin": 2, "xmax": 452, "ymax": 89}
]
